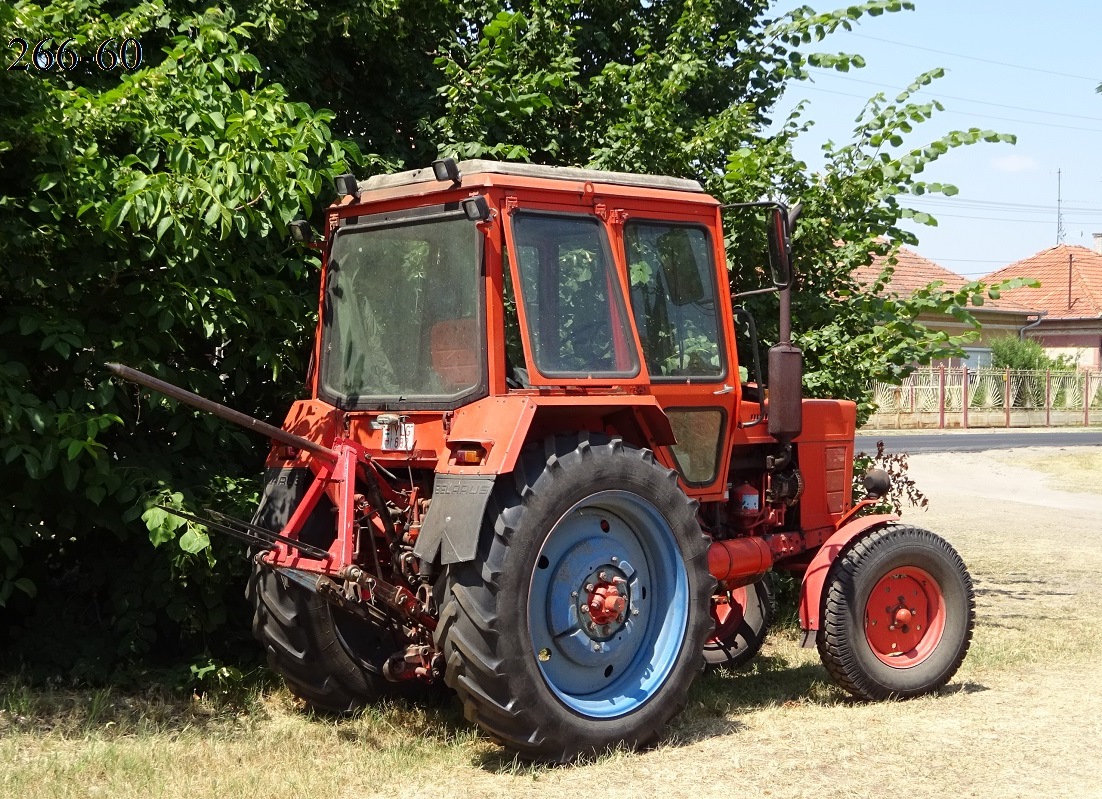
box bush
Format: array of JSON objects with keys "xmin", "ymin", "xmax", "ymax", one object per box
[{"xmin": 990, "ymin": 335, "xmax": 1075, "ymax": 371}]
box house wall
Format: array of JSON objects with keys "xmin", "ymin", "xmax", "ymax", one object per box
[
  {"xmin": 1029, "ymin": 321, "xmax": 1102, "ymax": 370},
  {"xmin": 1033, "ymin": 334, "xmax": 1101, "ymax": 369},
  {"xmin": 918, "ymin": 310, "xmax": 1036, "ymax": 368}
]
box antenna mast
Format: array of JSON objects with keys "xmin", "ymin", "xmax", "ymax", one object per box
[{"xmin": 1057, "ymin": 168, "xmax": 1065, "ymax": 244}]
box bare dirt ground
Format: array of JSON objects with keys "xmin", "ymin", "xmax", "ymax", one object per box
[{"xmin": 4, "ymin": 446, "xmax": 1101, "ymax": 799}]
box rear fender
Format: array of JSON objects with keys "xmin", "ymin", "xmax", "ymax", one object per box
[
  {"xmin": 798, "ymin": 514, "xmax": 899, "ymax": 645},
  {"xmin": 414, "ymin": 394, "xmax": 674, "ymax": 565},
  {"xmin": 437, "ymin": 394, "xmax": 675, "ymax": 476}
]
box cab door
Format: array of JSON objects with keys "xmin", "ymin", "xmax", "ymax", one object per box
[{"xmin": 616, "ymin": 214, "xmax": 738, "ymax": 501}]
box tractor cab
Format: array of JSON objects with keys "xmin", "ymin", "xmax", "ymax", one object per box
[{"xmin": 303, "ymin": 160, "xmax": 773, "ymax": 502}]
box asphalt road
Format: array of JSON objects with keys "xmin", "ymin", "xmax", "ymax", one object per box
[{"xmin": 855, "ymin": 429, "xmax": 1102, "ymax": 454}]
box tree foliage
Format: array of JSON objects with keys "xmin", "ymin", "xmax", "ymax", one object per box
[
  {"xmin": 1, "ymin": 0, "xmax": 1018, "ymax": 680},
  {"xmin": 990, "ymin": 334, "xmax": 1076, "ymax": 371},
  {"xmin": 1, "ymin": 2, "xmax": 354, "ymax": 675}
]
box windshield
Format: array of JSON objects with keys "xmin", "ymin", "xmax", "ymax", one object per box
[{"xmin": 319, "ymin": 213, "xmax": 483, "ymax": 407}]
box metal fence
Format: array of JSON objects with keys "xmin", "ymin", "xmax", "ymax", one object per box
[{"xmin": 866, "ymin": 367, "xmax": 1102, "ymax": 429}]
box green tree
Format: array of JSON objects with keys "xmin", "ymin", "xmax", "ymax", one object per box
[
  {"xmin": 0, "ymin": 2, "xmax": 354, "ymax": 674},
  {"xmin": 431, "ymin": 1, "xmax": 1021, "ymax": 420}
]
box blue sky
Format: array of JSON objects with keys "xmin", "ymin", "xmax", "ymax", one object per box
[{"xmin": 771, "ymin": 0, "xmax": 1102, "ymax": 277}]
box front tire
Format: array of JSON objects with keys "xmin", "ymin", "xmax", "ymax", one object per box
[
  {"xmin": 434, "ymin": 434, "xmax": 713, "ymax": 762},
  {"xmin": 817, "ymin": 525, "xmax": 975, "ymax": 700}
]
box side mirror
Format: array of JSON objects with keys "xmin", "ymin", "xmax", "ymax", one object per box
[{"xmin": 766, "ymin": 207, "xmax": 793, "ymax": 289}]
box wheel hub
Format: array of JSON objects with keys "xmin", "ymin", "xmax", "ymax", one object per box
[
  {"xmin": 864, "ymin": 566, "xmax": 945, "ymax": 668},
  {"xmin": 578, "ymin": 565, "xmax": 631, "ymax": 637}
]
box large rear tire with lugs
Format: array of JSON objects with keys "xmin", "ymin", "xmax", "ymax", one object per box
[
  {"xmin": 247, "ymin": 565, "xmax": 394, "ymax": 712},
  {"xmin": 434, "ymin": 434, "xmax": 714, "ymax": 762},
  {"xmin": 817, "ymin": 524, "xmax": 975, "ymax": 700}
]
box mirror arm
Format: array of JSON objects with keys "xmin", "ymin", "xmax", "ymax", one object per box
[
  {"xmin": 731, "ymin": 285, "xmax": 779, "ymax": 300},
  {"xmin": 720, "ymin": 200, "xmax": 790, "ymax": 212}
]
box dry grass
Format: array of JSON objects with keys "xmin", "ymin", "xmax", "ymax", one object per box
[
  {"xmin": 997, "ymin": 448, "xmax": 1102, "ymax": 494},
  {"xmin": 3, "ymin": 446, "xmax": 1101, "ymax": 798}
]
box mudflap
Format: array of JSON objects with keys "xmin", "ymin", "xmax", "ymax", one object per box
[{"xmin": 412, "ymin": 474, "xmax": 497, "ymax": 564}]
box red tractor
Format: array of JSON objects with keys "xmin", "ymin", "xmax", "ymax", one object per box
[{"xmin": 110, "ymin": 159, "xmax": 974, "ymax": 761}]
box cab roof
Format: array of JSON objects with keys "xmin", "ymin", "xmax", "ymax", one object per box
[{"xmin": 358, "ymin": 159, "xmax": 705, "ymax": 195}]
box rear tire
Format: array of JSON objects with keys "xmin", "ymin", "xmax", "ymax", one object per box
[
  {"xmin": 247, "ymin": 565, "xmax": 392, "ymax": 712},
  {"xmin": 704, "ymin": 574, "xmax": 775, "ymax": 669},
  {"xmin": 434, "ymin": 434, "xmax": 713, "ymax": 762},
  {"xmin": 246, "ymin": 467, "xmax": 416, "ymax": 712},
  {"xmin": 817, "ymin": 525, "xmax": 975, "ymax": 700}
]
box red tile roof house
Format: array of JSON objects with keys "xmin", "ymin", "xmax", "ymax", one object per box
[
  {"xmin": 853, "ymin": 247, "xmax": 1046, "ymax": 429},
  {"xmin": 854, "ymin": 246, "xmax": 1042, "ymax": 367},
  {"xmin": 983, "ymin": 242, "xmax": 1102, "ymax": 370}
]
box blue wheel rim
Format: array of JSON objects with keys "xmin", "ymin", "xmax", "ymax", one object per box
[{"xmin": 527, "ymin": 490, "xmax": 689, "ymax": 718}]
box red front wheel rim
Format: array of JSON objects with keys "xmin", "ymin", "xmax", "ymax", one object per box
[{"xmin": 864, "ymin": 566, "xmax": 945, "ymax": 668}]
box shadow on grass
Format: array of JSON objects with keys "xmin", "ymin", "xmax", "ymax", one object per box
[
  {"xmin": 938, "ymin": 680, "xmax": 989, "ymax": 697},
  {"xmin": 3, "ymin": 656, "xmax": 990, "ymax": 768},
  {"xmin": 468, "ymin": 655, "xmax": 843, "ymax": 772},
  {"xmin": 976, "ymin": 585, "xmax": 1076, "ymax": 601},
  {"xmin": 478, "ymin": 654, "xmax": 994, "ymax": 764}
]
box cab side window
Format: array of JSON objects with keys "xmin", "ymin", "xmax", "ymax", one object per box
[
  {"xmin": 624, "ymin": 222, "xmax": 724, "ymax": 380},
  {"xmin": 512, "ymin": 212, "xmax": 639, "ymax": 378}
]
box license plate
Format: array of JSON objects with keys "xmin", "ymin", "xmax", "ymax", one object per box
[{"xmin": 382, "ymin": 422, "xmax": 415, "ymax": 452}]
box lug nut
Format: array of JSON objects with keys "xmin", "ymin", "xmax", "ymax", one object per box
[
  {"xmin": 581, "ymin": 606, "xmax": 589, "ymax": 614},
  {"xmin": 598, "ymin": 571, "xmax": 609, "ymax": 582},
  {"xmin": 585, "ymin": 583, "xmax": 595, "ymax": 592}
]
